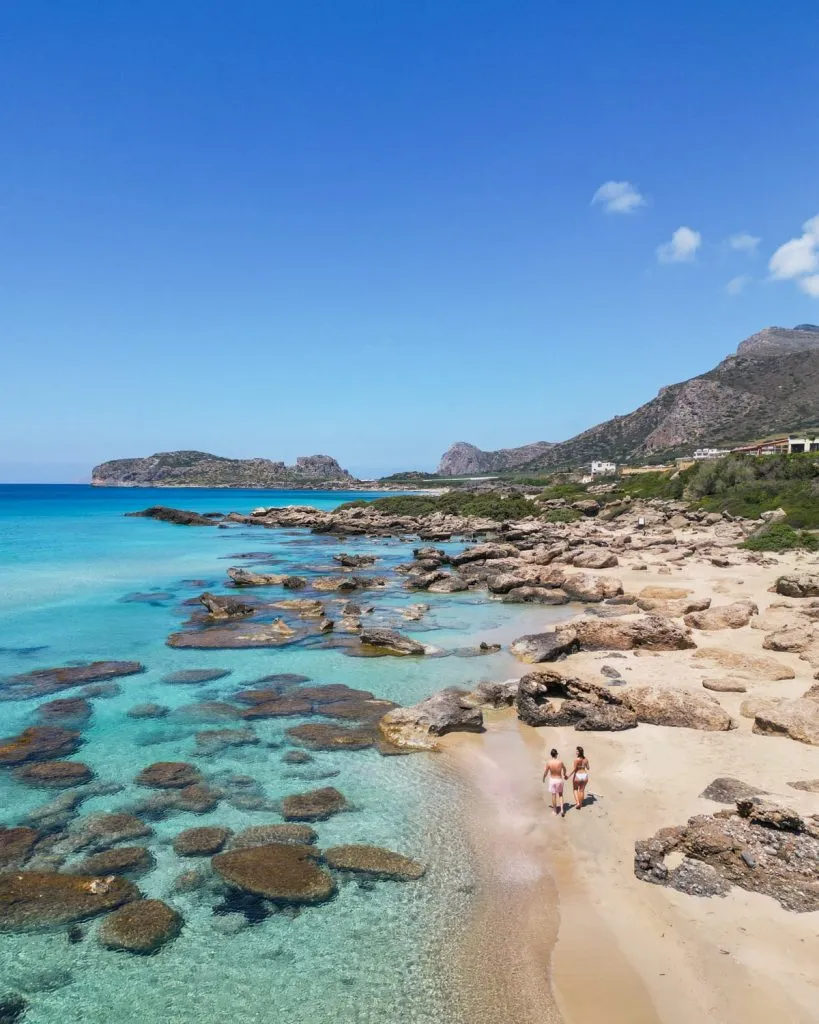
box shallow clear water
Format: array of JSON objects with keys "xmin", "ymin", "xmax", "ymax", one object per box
[{"xmin": 0, "ymin": 485, "xmax": 566, "ymax": 1022}]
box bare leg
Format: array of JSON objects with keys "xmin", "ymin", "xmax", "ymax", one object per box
[{"xmin": 579, "ymin": 783, "xmax": 587, "ymax": 807}]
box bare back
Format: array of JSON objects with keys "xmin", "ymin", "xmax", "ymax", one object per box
[{"xmin": 547, "ymin": 758, "xmax": 566, "ymax": 778}]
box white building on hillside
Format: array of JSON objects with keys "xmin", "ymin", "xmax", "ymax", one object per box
[
  {"xmin": 693, "ymin": 447, "xmax": 730, "ymax": 461},
  {"xmin": 590, "ymin": 460, "xmax": 617, "ymax": 476}
]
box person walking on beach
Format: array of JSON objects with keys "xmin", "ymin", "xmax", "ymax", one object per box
[
  {"xmin": 543, "ymin": 748, "xmax": 568, "ymax": 817},
  {"xmin": 570, "ymin": 746, "xmax": 590, "ymax": 810}
]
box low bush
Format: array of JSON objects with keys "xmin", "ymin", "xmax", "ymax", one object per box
[{"xmin": 741, "ymin": 523, "xmax": 819, "ymax": 552}]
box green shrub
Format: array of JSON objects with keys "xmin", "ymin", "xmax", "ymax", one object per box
[
  {"xmin": 541, "ymin": 507, "xmax": 581, "ymax": 523},
  {"xmin": 741, "ymin": 523, "xmax": 819, "ymax": 552}
]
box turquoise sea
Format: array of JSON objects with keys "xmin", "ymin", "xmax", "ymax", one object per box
[{"xmin": 0, "ymin": 485, "xmax": 563, "ymax": 1023}]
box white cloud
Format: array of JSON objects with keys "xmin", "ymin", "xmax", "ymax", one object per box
[
  {"xmin": 728, "ymin": 232, "xmax": 760, "ymax": 253},
  {"xmin": 656, "ymin": 226, "xmax": 701, "ymax": 263},
  {"xmin": 591, "ymin": 180, "xmax": 646, "ymax": 214},
  {"xmin": 769, "ymin": 215, "xmax": 819, "ymax": 292},
  {"xmin": 725, "ymin": 274, "xmax": 751, "ymax": 296},
  {"xmin": 799, "ymin": 274, "xmax": 819, "ymax": 298}
]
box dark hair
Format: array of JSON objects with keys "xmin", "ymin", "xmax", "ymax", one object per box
[
  {"xmin": 550, "ymin": 748, "xmax": 558, "ymax": 757},
  {"xmin": 576, "ymin": 746, "xmax": 585, "ymax": 758}
]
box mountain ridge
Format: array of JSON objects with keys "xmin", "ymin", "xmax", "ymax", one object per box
[{"xmin": 437, "ymin": 325, "xmax": 819, "ymax": 475}]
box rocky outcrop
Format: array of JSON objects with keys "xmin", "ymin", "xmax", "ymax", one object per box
[
  {"xmin": 509, "ymin": 631, "xmax": 579, "ymax": 663},
  {"xmin": 0, "ymin": 872, "xmax": 138, "ymax": 931},
  {"xmin": 94, "ymin": 451, "xmax": 355, "ymax": 488},
  {"xmin": 635, "ymin": 800, "xmax": 819, "ymax": 912},
  {"xmin": 98, "ymin": 900, "xmax": 182, "ymax": 953},
  {"xmin": 699, "ymin": 778, "xmax": 767, "ymax": 803},
  {"xmin": 323, "ymin": 845, "xmax": 425, "ymax": 880},
  {"xmin": 211, "ymin": 844, "xmax": 336, "ymax": 904},
  {"xmin": 198, "ymin": 592, "xmax": 255, "ymax": 619},
  {"xmin": 437, "ymin": 441, "xmax": 555, "ymax": 476},
  {"xmin": 124, "ymin": 506, "xmax": 216, "ymax": 525},
  {"xmin": 378, "ymin": 688, "xmax": 484, "ymax": 750},
  {"xmin": 514, "ymin": 615, "xmax": 696, "ymax": 660}
]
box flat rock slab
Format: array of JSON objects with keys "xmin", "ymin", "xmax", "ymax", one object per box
[
  {"xmin": 788, "ymin": 779, "xmax": 819, "ymax": 792},
  {"xmin": 135, "ymin": 762, "xmax": 203, "ymax": 789},
  {"xmin": 162, "ymin": 669, "xmax": 231, "ymax": 685},
  {"xmin": 0, "ymin": 727, "xmax": 82, "ymax": 765},
  {"xmin": 227, "ymin": 824, "xmax": 317, "ymax": 849},
  {"xmin": 212, "ymin": 844, "xmax": 336, "ymax": 904},
  {"xmin": 35, "ymin": 697, "xmax": 92, "ymax": 726},
  {"xmin": 1, "ymin": 661, "xmax": 144, "ymax": 701},
  {"xmin": 692, "ymin": 648, "xmax": 795, "ymax": 680},
  {"xmin": 700, "ymin": 777, "xmax": 767, "ymax": 803},
  {"xmin": 702, "ymin": 677, "xmax": 747, "ymax": 693},
  {"xmin": 13, "ymin": 761, "xmax": 93, "ymax": 788},
  {"xmin": 173, "ymin": 826, "xmax": 233, "ymax": 856},
  {"xmin": 281, "ymin": 787, "xmax": 348, "ymax": 822},
  {"xmin": 358, "ymin": 628, "xmax": 426, "ymax": 656},
  {"xmin": 286, "ymin": 723, "xmax": 375, "ymax": 751},
  {"xmin": 753, "ymin": 699, "xmax": 819, "ymax": 745},
  {"xmin": 98, "ymin": 899, "xmax": 182, "ymax": 953},
  {"xmin": 0, "ymin": 872, "xmax": 139, "ymax": 932},
  {"xmin": 72, "ymin": 813, "xmax": 153, "ymax": 846},
  {"xmin": 323, "ymin": 845, "xmax": 425, "ymax": 880}
]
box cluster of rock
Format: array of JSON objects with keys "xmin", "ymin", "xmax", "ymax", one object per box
[{"xmin": 635, "ymin": 796, "xmax": 819, "ymax": 912}]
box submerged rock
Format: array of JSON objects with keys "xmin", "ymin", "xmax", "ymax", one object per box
[
  {"xmin": 98, "ymin": 900, "xmax": 182, "ymax": 953},
  {"xmin": 228, "ymin": 824, "xmax": 318, "ymax": 849},
  {"xmin": 211, "ymin": 845, "xmax": 336, "ymax": 905},
  {"xmin": 135, "ymin": 762, "xmax": 203, "ymax": 789},
  {"xmin": 0, "ymin": 661, "xmax": 144, "ymax": 701},
  {"xmin": 173, "ymin": 826, "xmax": 232, "ymax": 856},
  {"xmin": 0, "ymin": 727, "xmax": 82, "ymax": 766},
  {"xmin": 286, "ymin": 723, "xmax": 376, "ymax": 752},
  {"xmin": 323, "ymin": 845, "xmax": 425, "ymax": 880},
  {"xmin": 35, "ymin": 698, "xmax": 92, "ymax": 728},
  {"xmin": 0, "ymin": 872, "xmax": 139, "ymax": 932},
  {"xmin": 162, "ymin": 669, "xmax": 231, "ymax": 685},
  {"xmin": 0, "ymin": 827, "xmax": 39, "ymax": 870},
  {"xmin": 281, "ymin": 786, "xmax": 348, "ymax": 822},
  {"xmin": 71, "ymin": 846, "xmax": 154, "ymax": 878},
  {"xmin": 13, "ymin": 761, "xmax": 93, "ymax": 788}
]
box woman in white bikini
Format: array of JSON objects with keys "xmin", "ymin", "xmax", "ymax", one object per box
[
  {"xmin": 543, "ymin": 748, "xmax": 568, "ymax": 817},
  {"xmin": 570, "ymin": 745, "xmax": 590, "ymax": 810}
]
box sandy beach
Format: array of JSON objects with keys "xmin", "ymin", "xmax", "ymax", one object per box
[{"xmin": 442, "ymin": 551, "xmax": 819, "ymax": 1024}]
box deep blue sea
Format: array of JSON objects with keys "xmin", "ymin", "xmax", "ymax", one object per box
[{"xmin": 0, "ymin": 485, "xmax": 562, "ymax": 1023}]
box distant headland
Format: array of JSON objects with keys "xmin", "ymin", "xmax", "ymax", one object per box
[{"xmin": 91, "ymin": 450, "xmax": 360, "ymax": 489}]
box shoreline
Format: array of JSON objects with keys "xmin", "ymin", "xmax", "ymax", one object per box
[{"xmin": 436, "ymin": 546, "xmax": 819, "ymax": 1024}]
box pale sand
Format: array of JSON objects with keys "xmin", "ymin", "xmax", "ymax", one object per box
[{"xmin": 441, "ymin": 550, "xmax": 819, "ymax": 1024}]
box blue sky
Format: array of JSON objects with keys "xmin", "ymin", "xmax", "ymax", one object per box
[{"xmin": 2, "ymin": 1, "xmax": 819, "ymax": 481}]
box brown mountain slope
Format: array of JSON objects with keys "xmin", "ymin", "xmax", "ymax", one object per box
[{"xmin": 437, "ymin": 326, "xmax": 819, "ymax": 474}]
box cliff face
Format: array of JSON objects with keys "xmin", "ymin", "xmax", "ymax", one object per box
[
  {"xmin": 91, "ymin": 451, "xmax": 356, "ymax": 488},
  {"xmin": 437, "ymin": 325, "xmax": 819, "ymax": 474}
]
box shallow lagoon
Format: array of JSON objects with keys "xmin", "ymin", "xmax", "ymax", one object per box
[{"xmin": 0, "ymin": 486, "xmax": 564, "ymax": 1022}]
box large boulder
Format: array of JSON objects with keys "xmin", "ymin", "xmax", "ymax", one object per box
[
  {"xmin": 773, "ymin": 574, "xmax": 819, "ymax": 598},
  {"xmin": 98, "ymin": 899, "xmax": 182, "ymax": 953},
  {"xmin": 378, "ymin": 688, "xmax": 484, "ymax": 751},
  {"xmin": 358, "ymin": 629, "xmax": 426, "ymax": 656},
  {"xmin": 509, "ymin": 631, "xmax": 578, "ymax": 663},
  {"xmin": 211, "ymin": 844, "xmax": 336, "ymax": 904},
  {"xmin": 620, "ymin": 686, "xmax": 733, "ymax": 731},
  {"xmin": 684, "ymin": 600, "xmax": 758, "ymax": 631},
  {"xmin": 637, "ymin": 596, "xmax": 711, "ymax": 617},
  {"xmin": 567, "ymin": 615, "xmax": 696, "ymax": 652},
  {"xmin": 0, "ymin": 872, "xmax": 138, "ymax": 932},
  {"xmin": 753, "ymin": 699, "xmax": 819, "ymax": 745},
  {"xmin": 323, "ymin": 845, "xmax": 425, "ymax": 880},
  {"xmin": 514, "ymin": 672, "xmax": 564, "ymax": 726},
  {"xmin": 570, "ymin": 549, "xmax": 618, "ymax": 569},
  {"xmin": 561, "ymin": 573, "xmax": 624, "ymax": 603},
  {"xmin": 281, "ymin": 787, "xmax": 348, "ymax": 822},
  {"xmin": 502, "ymin": 586, "xmax": 570, "ymax": 605},
  {"xmin": 450, "ymin": 543, "xmax": 519, "ymax": 566}
]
